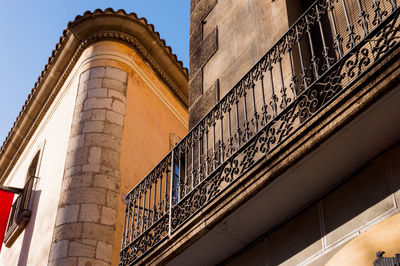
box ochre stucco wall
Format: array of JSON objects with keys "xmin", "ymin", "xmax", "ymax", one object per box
[{"xmin": 100, "ymin": 42, "xmax": 188, "ymax": 265}]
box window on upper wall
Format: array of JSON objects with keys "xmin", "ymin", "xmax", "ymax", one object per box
[{"xmin": 3, "ymin": 151, "xmax": 40, "ymax": 247}]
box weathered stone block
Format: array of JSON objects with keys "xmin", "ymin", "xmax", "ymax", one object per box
[
  {"xmin": 90, "ymin": 109, "xmax": 106, "ymax": 121},
  {"xmin": 105, "ymin": 110, "xmax": 124, "ymax": 126},
  {"xmin": 105, "ymin": 67, "xmax": 127, "ymax": 82},
  {"xmin": 92, "ymin": 174, "xmax": 119, "ymax": 191},
  {"xmin": 112, "ymin": 100, "xmax": 126, "ymax": 115},
  {"xmin": 65, "ymin": 147, "xmax": 89, "ymax": 169},
  {"xmin": 101, "ymin": 206, "xmax": 117, "ymax": 226},
  {"xmin": 189, "ymin": 27, "xmax": 218, "ymax": 76},
  {"xmin": 88, "ymin": 88, "xmax": 108, "ymax": 98},
  {"xmin": 103, "ymin": 123, "xmax": 123, "ymax": 138},
  {"xmin": 83, "ymin": 121, "xmax": 105, "ymax": 133},
  {"xmin": 52, "ymin": 223, "xmax": 83, "ymax": 242},
  {"xmin": 49, "ymin": 257, "xmax": 78, "ymax": 266},
  {"xmin": 102, "ymin": 78, "xmax": 126, "ymax": 93},
  {"xmin": 77, "ymin": 257, "xmax": 108, "ymax": 266},
  {"xmin": 86, "ymin": 78, "xmax": 103, "ymax": 90},
  {"xmin": 96, "ymin": 241, "xmax": 113, "ymax": 262},
  {"xmin": 190, "ymin": 22, "xmax": 203, "ymax": 56},
  {"xmin": 89, "ymin": 67, "xmax": 106, "ymax": 79},
  {"xmin": 68, "ymin": 134, "xmax": 85, "ymax": 152},
  {"xmin": 82, "ymin": 223, "xmax": 114, "ymax": 243},
  {"xmin": 69, "ymin": 122, "xmax": 84, "ymax": 138},
  {"xmin": 60, "ymin": 187, "xmax": 107, "ymax": 205},
  {"xmin": 189, "ymin": 79, "xmax": 219, "ymax": 128},
  {"xmin": 79, "ymin": 204, "xmax": 101, "ymax": 223},
  {"xmin": 68, "ymin": 240, "xmax": 96, "ymax": 257},
  {"xmin": 190, "ymin": 0, "xmax": 217, "ymax": 34},
  {"xmin": 64, "ymin": 166, "xmax": 82, "ymax": 178},
  {"xmin": 100, "ymin": 165, "xmax": 118, "ymax": 176},
  {"xmin": 62, "ymin": 173, "xmax": 93, "ymax": 191},
  {"xmin": 88, "ymin": 147, "xmax": 102, "ymax": 164},
  {"xmin": 101, "ymin": 148, "xmax": 120, "ymax": 169},
  {"xmin": 108, "ymin": 89, "xmax": 126, "ymax": 103},
  {"xmin": 83, "ymin": 98, "xmax": 112, "ymax": 111},
  {"xmin": 106, "ymin": 190, "xmax": 118, "ymax": 209},
  {"xmin": 82, "ymin": 163, "xmax": 101, "ymax": 173},
  {"xmin": 56, "ymin": 204, "xmax": 80, "ymax": 226},
  {"xmin": 49, "ymin": 240, "xmax": 69, "ymax": 260},
  {"xmin": 80, "ymin": 69, "xmax": 91, "ymax": 83},
  {"xmin": 189, "ymin": 70, "xmax": 203, "ymax": 106},
  {"xmin": 84, "ymin": 133, "xmax": 121, "ymax": 150}
]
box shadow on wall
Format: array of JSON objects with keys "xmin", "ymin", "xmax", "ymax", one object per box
[
  {"xmin": 17, "ymin": 190, "xmax": 41, "ymax": 266},
  {"xmin": 223, "ymin": 142, "xmax": 400, "ymax": 266}
]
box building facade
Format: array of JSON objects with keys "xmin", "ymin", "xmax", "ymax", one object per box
[
  {"xmin": 0, "ymin": 9, "xmax": 188, "ymax": 266},
  {"xmin": 120, "ymin": 0, "xmax": 400, "ymax": 265}
]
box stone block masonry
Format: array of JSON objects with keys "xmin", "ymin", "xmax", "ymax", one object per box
[{"xmin": 49, "ymin": 66, "xmax": 128, "ymax": 266}]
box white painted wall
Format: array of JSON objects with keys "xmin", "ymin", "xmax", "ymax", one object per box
[{"xmin": 0, "ymin": 57, "xmax": 84, "ymax": 265}]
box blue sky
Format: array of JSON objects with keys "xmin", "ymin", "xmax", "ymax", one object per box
[{"xmin": 0, "ymin": 0, "xmax": 190, "ymax": 145}]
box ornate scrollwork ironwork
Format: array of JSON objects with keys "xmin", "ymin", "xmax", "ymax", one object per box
[{"xmin": 121, "ymin": 1, "xmax": 400, "ymax": 264}]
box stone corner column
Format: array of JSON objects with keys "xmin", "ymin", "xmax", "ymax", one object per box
[{"xmin": 48, "ymin": 66, "xmax": 128, "ymax": 266}]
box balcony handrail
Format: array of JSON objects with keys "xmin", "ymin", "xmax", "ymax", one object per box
[{"xmin": 121, "ymin": 0, "xmax": 400, "ymax": 264}]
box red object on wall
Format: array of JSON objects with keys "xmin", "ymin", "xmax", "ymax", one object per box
[{"xmin": 0, "ymin": 190, "xmax": 14, "ymax": 252}]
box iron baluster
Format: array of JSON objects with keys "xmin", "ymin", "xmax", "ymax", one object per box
[
  {"xmin": 305, "ymin": 15, "xmax": 320, "ymax": 80},
  {"xmin": 234, "ymin": 96, "xmax": 241, "ymax": 148},
  {"xmin": 277, "ymin": 55, "xmax": 288, "ymax": 109},
  {"xmin": 251, "ymin": 83, "xmax": 259, "ymax": 132},
  {"xmin": 219, "ymin": 109, "xmax": 225, "ymax": 163},
  {"xmin": 328, "ymin": 0, "xmax": 344, "ymax": 58},
  {"xmin": 205, "ymin": 125, "xmax": 209, "ymax": 176},
  {"xmin": 177, "ymin": 146, "xmax": 181, "ymax": 201},
  {"xmin": 295, "ymin": 25, "xmax": 309, "ymax": 92},
  {"xmin": 388, "ymin": 0, "xmax": 397, "ymax": 11},
  {"xmin": 372, "ymin": 0, "xmax": 385, "ymax": 25},
  {"xmin": 132, "ymin": 195, "xmax": 139, "ymax": 242},
  {"xmin": 164, "ymin": 159, "xmax": 169, "ymax": 213},
  {"xmin": 242, "ymin": 87, "xmax": 251, "ymax": 142},
  {"xmin": 268, "ymin": 55, "xmax": 278, "ymax": 117},
  {"xmin": 139, "ymin": 188, "xmax": 144, "ymax": 236},
  {"xmin": 122, "ymin": 201, "xmax": 128, "ymax": 247},
  {"xmin": 341, "ymin": 0, "xmax": 357, "ymax": 49},
  {"xmin": 168, "ymin": 151, "xmax": 174, "ymax": 237},
  {"xmin": 147, "ymin": 182, "xmax": 152, "ymax": 230},
  {"xmin": 153, "ymin": 177, "xmax": 157, "ymax": 223},
  {"xmin": 184, "ymin": 141, "xmax": 188, "ymax": 195},
  {"xmin": 134, "ymin": 193, "xmax": 139, "ymax": 239},
  {"xmin": 212, "ymin": 116, "xmax": 217, "ymax": 170},
  {"xmin": 316, "ymin": 4, "xmax": 332, "ymax": 71},
  {"xmin": 142, "ymin": 184, "xmax": 147, "ymax": 232},
  {"xmin": 259, "ymin": 74, "xmax": 270, "ymax": 127},
  {"xmin": 226, "ymin": 104, "xmax": 234, "ymax": 157},
  {"xmin": 356, "ymin": 0, "xmax": 370, "ymax": 36},
  {"xmin": 198, "ymin": 124, "xmax": 203, "ymax": 183},
  {"xmin": 191, "ymin": 132, "xmax": 195, "ymax": 189},
  {"xmin": 159, "ymin": 169, "xmax": 163, "ymax": 215}
]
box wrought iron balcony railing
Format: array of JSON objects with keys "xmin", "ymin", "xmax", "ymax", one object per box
[
  {"xmin": 121, "ymin": 0, "xmax": 400, "ymax": 264},
  {"xmin": 4, "ymin": 176, "xmax": 35, "ymax": 247}
]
